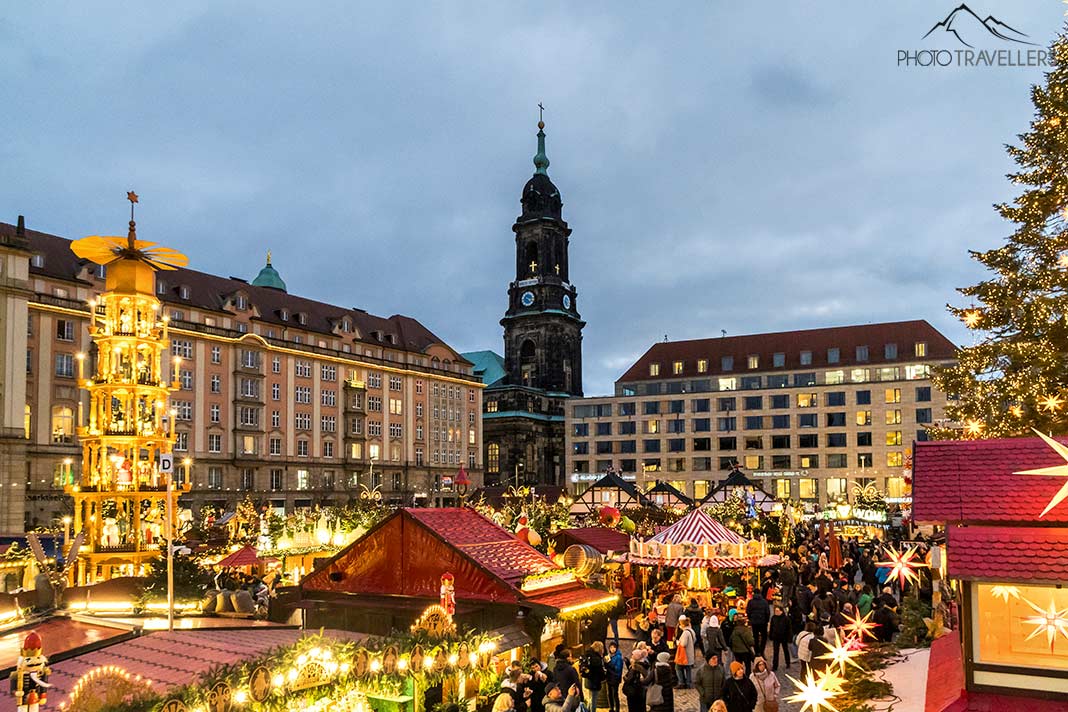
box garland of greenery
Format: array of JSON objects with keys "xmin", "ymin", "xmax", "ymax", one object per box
[{"xmin": 92, "ymin": 628, "xmax": 503, "ymax": 712}]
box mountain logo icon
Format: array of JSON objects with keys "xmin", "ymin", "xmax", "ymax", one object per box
[{"xmin": 922, "ymin": 3, "xmax": 1037, "ymax": 48}]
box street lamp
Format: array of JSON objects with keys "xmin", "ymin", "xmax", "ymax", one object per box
[{"xmin": 515, "ymin": 461, "xmax": 524, "ymax": 489}]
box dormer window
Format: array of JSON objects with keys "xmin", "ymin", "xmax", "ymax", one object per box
[
  {"xmin": 373, "ymin": 331, "xmax": 383, "ymax": 342},
  {"xmin": 179, "ymin": 285, "xmax": 190, "ymax": 300},
  {"xmin": 95, "ymin": 264, "xmax": 106, "ymax": 278},
  {"xmin": 30, "ymin": 254, "xmax": 44, "ymax": 268},
  {"xmin": 280, "ymin": 309, "xmax": 288, "ymax": 321},
  {"xmin": 297, "ymin": 313, "xmax": 307, "ymax": 325},
  {"xmin": 340, "ymin": 319, "xmax": 351, "ymax": 333},
  {"xmin": 235, "ymin": 295, "xmax": 248, "ymax": 310},
  {"xmin": 157, "ymin": 280, "xmax": 167, "ymax": 295},
  {"xmin": 387, "ymin": 334, "xmax": 396, "ymax": 345}
]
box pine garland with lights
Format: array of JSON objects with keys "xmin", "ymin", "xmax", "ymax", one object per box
[{"xmin": 933, "ymin": 30, "xmax": 1068, "ymax": 438}]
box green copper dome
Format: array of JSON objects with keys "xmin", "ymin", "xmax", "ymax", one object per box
[{"xmin": 252, "ymin": 251, "xmax": 287, "ymax": 292}]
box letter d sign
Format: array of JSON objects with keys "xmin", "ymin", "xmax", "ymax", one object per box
[{"xmin": 159, "ymin": 453, "xmax": 173, "ymax": 475}]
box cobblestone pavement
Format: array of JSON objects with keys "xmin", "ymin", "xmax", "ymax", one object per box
[{"xmin": 616, "ymin": 637, "xmax": 806, "ymax": 712}]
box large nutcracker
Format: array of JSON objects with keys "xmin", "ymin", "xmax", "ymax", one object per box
[{"xmin": 9, "ymin": 631, "xmax": 51, "ymax": 711}]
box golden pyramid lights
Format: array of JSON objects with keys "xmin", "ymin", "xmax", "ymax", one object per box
[{"xmin": 65, "ymin": 194, "xmax": 191, "ymax": 583}]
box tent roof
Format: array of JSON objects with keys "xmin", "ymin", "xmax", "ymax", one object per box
[
  {"xmin": 215, "ymin": 545, "xmax": 261, "ymax": 568},
  {"xmin": 647, "ymin": 508, "xmax": 744, "ymax": 546}
]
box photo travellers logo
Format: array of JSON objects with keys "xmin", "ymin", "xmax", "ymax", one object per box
[{"xmin": 898, "ymin": 3, "xmax": 1051, "ymax": 67}]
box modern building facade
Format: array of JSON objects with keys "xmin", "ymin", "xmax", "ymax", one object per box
[
  {"xmin": 565, "ymin": 321, "xmax": 955, "ymax": 507},
  {"xmin": 463, "ymin": 119, "xmax": 584, "ymax": 487},
  {"xmin": 2, "ymin": 215, "xmax": 482, "ymax": 532}
]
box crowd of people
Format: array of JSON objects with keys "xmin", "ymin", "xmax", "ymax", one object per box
[{"xmin": 493, "ymin": 524, "xmax": 935, "ymax": 712}]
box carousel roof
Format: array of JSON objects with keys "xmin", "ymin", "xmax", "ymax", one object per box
[{"xmin": 647, "ymin": 508, "xmax": 744, "ymax": 546}]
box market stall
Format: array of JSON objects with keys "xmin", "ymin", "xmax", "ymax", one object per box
[
  {"xmin": 645, "ymin": 481, "xmax": 693, "ymax": 510},
  {"xmin": 568, "ymin": 472, "xmax": 650, "ymax": 515},
  {"xmin": 628, "ymin": 508, "xmax": 779, "ymax": 608},
  {"xmin": 699, "ymin": 467, "xmax": 779, "ymax": 514}
]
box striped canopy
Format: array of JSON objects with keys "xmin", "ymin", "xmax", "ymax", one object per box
[
  {"xmin": 647, "ymin": 508, "xmax": 744, "ymax": 546},
  {"xmin": 630, "ymin": 554, "xmax": 782, "ymax": 568}
]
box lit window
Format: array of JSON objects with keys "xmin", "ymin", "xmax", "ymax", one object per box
[
  {"xmin": 885, "ymin": 388, "xmax": 901, "ymax": 403},
  {"xmin": 797, "ymin": 393, "xmax": 817, "ymax": 408},
  {"xmin": 886, "ymin": 431, "xmax": 903, "ymax": 446},
  {"xmin": 718, "ymin": 377, "xmax": 737, "ymax": 391},
  {"xmin": 798, "ymin": 478, "xmax": 818, "ymax": 499},
  {"xmin": 886, "ymin": 409, "xmax": 902, "ymax": 425},
  {"xmin": 826, "ymin": 478, "xmax": 848, "ymax": 499},
  {"xmin": 697, "ymin": 359, "xmax": 708, "ymax": 373},
  {"xmin": 649, "ymin": 363, "xmax": 660, "ymax": 377},
  {"xmin": 673, "ymin": 361, "xmax": 684, "ymax": 375},
  {"xmin": 825, "ymin": 370, "xmax": 845, "ymax": 385},
  {"xmin": 856, "ymin": 410, "xmax": 872, "ymax": 426},
  {"xmin": 775, "ymin": 479, "xmax": 791, "ymax": 499},
  {"xmin": 886, "ymin": 476, "xmax": 906, "ymax": 498},
  {"xmin": 914, "ymin": 342, "xmax": 928, "ymax": 357},
  {"xmin": 887, "ymin": 451, "xmax": 904, "ymax": 467},
  {"xmin": 747, "ymin": 355, "xmax": 759, "ymax": 369}
]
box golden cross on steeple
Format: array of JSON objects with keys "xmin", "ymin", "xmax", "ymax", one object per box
[
  {"xmin": 538, "ymin": 102, "xmax": 545, "ymax": 123},
  {"xmin": 529, "ymin": 260, "xmax": 538, "ymax": 274},
  {"xmin": 554, "ymin": 263, "xmax": 560, "ymax": 274}
]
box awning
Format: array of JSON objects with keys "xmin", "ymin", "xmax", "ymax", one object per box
[
  {"xmin": 627, "ymin": 554, "xmax": 780, "ymax": 568},
  {"xmin": 215, "ymin": 545, "xmax": 263, "ymax": 568},
  {"xmin": 525, "ymin": 587, "xmax": 618, "ymax": 617},
  {"xmin": 947, "ymin": 524, "xmax": 1068, "ymax": 585}
]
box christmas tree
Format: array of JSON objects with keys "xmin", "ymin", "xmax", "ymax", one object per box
[{"xmin": 933, "ymin": 32, "xmax": 1068, "ymax": 439}]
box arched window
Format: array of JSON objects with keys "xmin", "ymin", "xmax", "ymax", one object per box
[
  {"xmin": 487, "ymin": 443, "xmax": 500, "ymax": 473},
  {"xmin": 51, "ymin": 405, "xmax": 74, "ymax": 444},
  {"xmin": 520, "ymin": 339, "xmax": 536, "ymax": 386}
]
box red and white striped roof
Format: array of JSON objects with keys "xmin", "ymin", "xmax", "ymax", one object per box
[
  {"xmin": 627, "ymin": 554, "xmax": 782, "ymax": 568},
  {"xmin": 647, "ymin": 509, "xmax": 744, "ymax": 546}
]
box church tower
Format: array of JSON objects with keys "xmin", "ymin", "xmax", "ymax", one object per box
[{"xmin": 502, "ymin": 119, "xmax": 585, "ymax": 395}]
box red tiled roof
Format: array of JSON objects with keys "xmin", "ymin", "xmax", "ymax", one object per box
[
  {"xmin": 555, "ymin": 528, "xmax": 631, "ymax": 555},
  {"xmin": 0, "ymin": 628, "xmax": 363, "ymax": 708},
  {"xmin": 913, "ymin": 437, "xmax": 1068, "ymax": 524},
  {"xmin": 406, "ymin": 508, "xmax": 557, "ymax": 586},
  {"xmin": 215, "ymin": 545, "xmax": 262, "ymax": 568},
  {"xmin": 3, "ymin": 223, "xmax": 469, "ymax": 365},
  {"xmin": 945, "ymin": 524, "xmax": 1068, "ymax": 584},
  {"xmin": 617, "ymin": 320, "xmax": 955, "ymax": 383}
]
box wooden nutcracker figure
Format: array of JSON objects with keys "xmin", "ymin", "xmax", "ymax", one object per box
[{"xmin": 9, "ymin": 630, "xmax": 51, "ymax": 711}]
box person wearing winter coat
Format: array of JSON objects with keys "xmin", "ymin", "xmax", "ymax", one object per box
[
  {"xmin": 693, "ymin": 652, "xmax": 726, "ymax": 712},
  {"xmin": 768, "ymin": 604, "xmax": 792, "ymax": 671},
  {"xmin": 873, "ymin": 601, "xmax": 899, "ymax": 643},
  {"xmin": 674, "ymin": 616, "xmax": 697, "ymax": 688},
  {"xmin": 580, "ymin": 642, "xmax": 607, "ymax": 712},
  {"xmin": 664, "ymin": 595, "xmax": 685, "ymax": 641},
  {"xmin": 553, "ymin": 651, "xmax": 581, "ymax": 697},
  {"xmin": 779, "ymin": 558, "xmax": 798, "ymax": 608},
  {"xmin": 746, "ymin": 591, "xmax": 772, "ymax": 657},
  {"xmin": 543, "ymin": 684, "xmax": 580, "ymax": 712},
  {"xmin": 703, "ymin": 613, "xmax": 729, "ymax": 660},
  {"xmin": 728, "ymin": 614, "xmax": 756, "ymax": 676},
  {"xmin": 720, "ymin": 661, "xmax": 758, "ymax": 712},
  {"xmin": 750, "ymin": 657, "xmax": 781, "ymax": 712},
  {"xmin": 604, "ymin": 642, "xmax": 624, "ymax": 712},
  {"xmin": 621, "ymin": 650, "xmax": 648, "ymax": 712},
  {"xmin": 642, "ymin": 651, "xmax": 675, "ymax": 712},
  {"xmin": 794, "ymin": 622, "xmax": 818, "ymax": 678},
  {"xmin": 857, "ymin": 585, "xmax": 875, "ymax": 618}
]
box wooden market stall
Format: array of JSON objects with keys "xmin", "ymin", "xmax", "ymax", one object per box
[
  {"xmin": 299, "ymin": 508, "xmax": 618, "ymax": 659},
  {"xmin": 913, "ymin": 435, "xmax": 1068, "ymax": 702},
  {"xmin": 645, "ymin": 481, "xmax": 693, "ymax": 510},
  {"xmin": 569, "ymin": 473, "xmax": 650, "ymax": 515},
  {"xmin": 699, "ymin": 467, "xmax": 779, "ymax": 513}
]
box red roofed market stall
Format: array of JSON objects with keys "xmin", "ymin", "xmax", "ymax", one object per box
[{"xmin": 913, "ymin": 435, "xmax": 1068, "ymax": 704}]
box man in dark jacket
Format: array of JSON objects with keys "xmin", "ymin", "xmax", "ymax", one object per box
[
  {"xmin": 720, "ymin": 661, "xmax": 757, "ymax": 712},
  {"xmin": 745, "ymin": 591, "xmax": 771, "ymax": 657},
  {"xmin": 768, "ymin": 604, "xmax": 792, "ymax": 671},
  {"xmin": 543, "ymin": 683, "xmax": 581, "ymax": 712},
  {"xmin": 553, "ymin": 650, "xmax": 581, "ymax": 696},
  {"xmin": 693, "ymin": 652, "xmax": 726, "ymax": 712}
]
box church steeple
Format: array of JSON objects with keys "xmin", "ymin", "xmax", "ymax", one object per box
[{"xmin": 502, "ymin": 113, "xmax": 584, "ymax": 396}]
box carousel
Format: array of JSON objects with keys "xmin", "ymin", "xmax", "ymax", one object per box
[{"xmin": 628, "ymin": 508, "xmax": 780, "ymax": 608}]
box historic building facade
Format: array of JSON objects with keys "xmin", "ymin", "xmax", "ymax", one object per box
[
  {"xmin": 464, "ymin": 120, "xmax": 584, "ymax": 487},
  {"xmin": 1, "ymin": 216, "xmax": 482, "ymax": 533},
  {"xmin": 565, "ymin": 321, "xmax": 955, "ymax": 507}
]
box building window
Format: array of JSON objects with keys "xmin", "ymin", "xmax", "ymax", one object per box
[
  {"xmin": 886, "ymin": 430, "xmax": 903, "ymax": 446},
  {"xmin": 180, "ymin": 370, "xmax": 193, "ymax": 390},
  {"xmin": 50, "ymin": 406, "xmax": 74, "ymax": 443},
  {"xmin": 368, "ymin": 396, "xmax": 382, "ymax": 411},
  {"xmin": 827, "ymin": 478, "xmax": 848, "ymax": 499},
  {"xmin": 56, "ymin": 319, "xmax": 74, "ymax": 341},
  {"xmin": 718, "ymin": 377, "xmax": 737, "ymax": 391},
  {"xmin": 295, "ymin": 387, "xmax": 312, "ymax": 404},
  {"xmin": 272, "ymin": 383, "xmax": 281, "ymax": 401},
  {"xmin": 775, "ymin": 479, "xmax": 792, "ymax": 499},
  {"xmin": 673, "ymin": 361, "xmax": 684, "ymax": 375},
  {"xmin": 857, "ymin": 431, "xmax": 872, "ymax": 446},
  {"xmin": 296, "ymin": 469, "xmax": 310, "ymax": 489},
  {"xmin": 744, "ymin": 416, "xmax": 763, "ymax": 430},
  {"xmin": 241, "ymin": 349, "xmax": 259, "ymax": 369},
  {"xmin": 272, "ymin": 356, "xmax": 281, "ymax": 373},
  {"xmin": 916, "ymin": 408, "xmax": 933, "ymax": 423},
  {"xmin": 208, "ymin": 434, "xmax": 222, "ymax": 453},
  {"xmin": 321, "ymin": 415, "xmax": 337, "ymax": 432},
  {"xmin": 885, "ymin": 343, "xmax": 898, "ymax": 359},
  {"xmin": 717, "ymin": 417, "xmax": 736, "ymax": 432},
  {"xmin": 174, "ymin": 401, "xmax": 192, "ymax": 420},
  {"xmin": 747, "ymin": 355, "xmax": 759, "ymax": 369},
  {"xmin": 241, "ymin": 469, "xmax": 255, "ymax": 491},
  {"xmin": 389, "ymin": 423, "xmax": 402, "ymax": 438},
  {"xmin": 649, "ymin": 363, "xmax": 660, "ymax": 377},
  {"xmin": 207, "ymin": 467, "xmax": 223, "ymax": 490},
  {"xmin": 270, "ymin": 437, "xmax": 282, "ymax": 455},
  {"xmin": 771, "ymin": 352, "xmax": 784, "ymax": 368},
  {"xmin": 323, "ymin": 441, "xmax": 334, "ymax": 458},
  {"xmin": 886, "ymin": 409, "xmax": 902, "ymax": 425},
  {"xmin": 368, "ymin": 421, "xmax": 382, "ymax": 437},
  {"xmin": 886, "ymin": 476, "xmax": 906, "ymax": 498},
  {"xmin": 241, "ymin": 435, "xmax": 257, "ymax": 454},
  {"xmin": 55, "ymin": 353, "xmax": 74, "ymax": 378},
  {"xmin": 826, "ymin": 412, "xmax": 846, "ymax": 427},
  {"xmin": 827, "ymin": 454, "xmax": 847, "ymax": 468},
  {"xmin": 916, "ymin": 386, "xmax": 931, "ymax": 402},
  {"xmin": 295, "ymin": 360, "xmax": 311, "ymax": 378},
  {"xmin": 827, "ymin": 432, "xmax": 847, "ymax": 447},
  {"xmin": 799, "ymin": 351, "xmax": 812, "ymax": 366},
  {"xmin": 826, "ymin": 391, "xmax": 846, "ymax": 406},
  {"xmin": 856, "ymin": 345, "xmax": 869, "ymax": 362},
  {"xmin": 887, "ymin": 451, "xmax": 904, "ymax": 467},
  {"xmin": 799, "ymin": 454, "xmax": 819, "ymax": 469},
  {"xmin": 856, "ymin": 390, "xmax": 871, "ymax": 405},
  {"xmin": 295, "ymin": 413, "xmax": 311, "ymax": 430},
  {"xmin": 211, "ymin": 346, "xmax": 221, "ymax": 364},
  {"xmin": 743, "ymin": 455, "xmax": 763, "ymax": 470},
  {"xmin": 389, "ymin": 398, "xmax": 402, "ymax": 415},
  {"xmin": 797, "ymin": 393, "xmax": 817, "ymax": 408},
  {"xmin": 885, "ymin": 388, "xmax": 901, "ymax": 404},
  {"xmin": 322, "ymin": 390, "xmax": 337, "ymax": 407},
  {"xmin": 174, "ymin": 432, "xmax": 188, "ymax": 451},
  {"xmin": 271, "ymin": 410, "xmax": 280, "ymax": 428},
  {"xmin": 239, "ymin": 406, "xmax": 259, "ymax": 427},
  {"xmin": 825, "ymin": 370, "xmax": 845, "ymax": 385},
  {"xmin": 858, "ymin": 452, "xmax": 873, "ymax": 467},
  {"xmin": 721, "ymin": 356, "xmax": 733, "ymax": 371},
  {"xmin": 297, "ymin": 440, "xmax": 309, "ymax": 457},
  {"xmin": 697, "ymin": 359, "xmax": 708, "ymax": 373},
  {"xmin": 210, "ymin": 375, "xmax": 221, "ymax": 393},
  {"xmin": 270, "ymin": 469, "xmax": 283, "ymax": 490},
  {"xmin": 210, "ymin": 404, "xmax": 220, "ymax": 423},
  {"xmin": 321, "ymin": 364, "xmax": 338, "ymax": 381},
  {"xmin": 915, "ymin": 342, "xmax": 928, "ymax": 357},
  {"xmin": 827, "ymin": 347, "xmax": 840, "ymax": 364}
]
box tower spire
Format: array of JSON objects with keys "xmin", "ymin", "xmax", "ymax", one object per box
[
  {"xmin": 533, "ymin": 103, "xmax": 549, "ymax": 176},
  {"xmin": 126, "ymin": 191, "xmax": 139, "ymax": 250}
]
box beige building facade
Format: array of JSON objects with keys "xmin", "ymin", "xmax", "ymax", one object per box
[
  {"xmin": 2, "ymin": 218, "xmax": 482, "ymax": 532},
  {"xmin": 565, "ymin": 321, "xmax": 955, "ymax": 508}
]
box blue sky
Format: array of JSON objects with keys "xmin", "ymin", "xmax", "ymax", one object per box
[{"xmin": 2, "ymin": 2, "xmax": 1063, "ymax": 395}]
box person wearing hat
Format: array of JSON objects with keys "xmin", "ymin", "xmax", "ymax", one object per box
[
  {"xmin": 720, "ymin": 661, "xmax": 757, "ymax": 712},
  {"xmin": 642, "ymin": 651, "xmax": 675, "ymax": 712},
  {"xmin": 542, "ymin": 683, "xmax": 580, "ymax": 712},
  {"xmin": 749, "ymin": 657, "xmax": 780, "ymax": 712},
  {"xmin": 693, "ymin": 651, "xmax": 726, "ymax": 712}
]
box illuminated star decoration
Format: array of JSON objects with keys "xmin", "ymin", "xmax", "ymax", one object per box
[
  {"xmin": 785, "ymin": 671, "xmax": 839, "ymax": 712},
  {"xmin": 990, "ymin": 585, "xmax": 1021, "ymax": 603},
  {"xmin": 127, "ymin": 190, "xmax": 139, "ymax": 204},
  {"xmin": 1022, "ymin": 597, "xmax": 1068, "ymax": 653},
  {"xmin": 1014, "ymin": 429, "xmax": 1068, "ymax": 518},
  {"xmin": 964, "ymin": 419, "xmax": 984, "ymax": 437},
  {"xmin": 1040, "ymin": 394, "xmax": 1065, "ymax": 413},
  {"xmin": 1059, "ymin": 253, "xmax": 1068, "ymax": 269},
  {"xmin": 818, "ymin": 629, "xmax": 866, "ymax": 675},
  {"xmin": 876, "ymin": 545, "xmax": 925, "ymax": 590},
  {"xmin": 1009, "ymin": 405, "xmax": 1024, "ymax": 418},
  {"xmin": 814, "ymin": 667, "xmax": 846, "ymax": 694},
  {"xmin": 841, "ymin": 608, "xmax": 879, "ymax": 641},
  {"xmin": 963, "ymin": 309, "xmax": 982, "ymax": 328}
]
